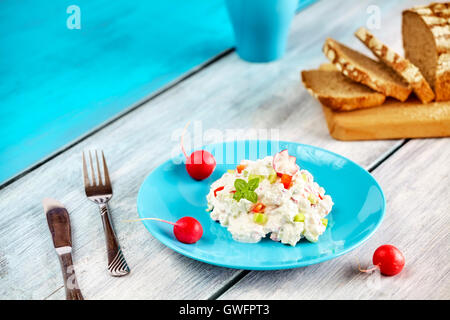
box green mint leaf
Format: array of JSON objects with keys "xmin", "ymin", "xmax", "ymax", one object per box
[
  {"xmin": 233, "ymin": 191, "xmax": 243, "ymax": 202},
  {"xmin": 247, "ymin": 178, "xmax": 259, "ymax": 191},
  {"xmin": 245, "ymin": 191, "xmax": 258, "ymax": 203},
  {"xmin": 234, "ymin": 179, "xmax": 247, "ymax": 191}
]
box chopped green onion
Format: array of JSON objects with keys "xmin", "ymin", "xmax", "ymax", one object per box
[
  {"xmin": 321, "ymin": 218, "xmax": 328, "ymax": 227},
  {"xmin": 253, "ymin": 213, "xmax": 268, "ymax": 225},
  {"xmin": 294, "ymin": 213, "xmax": 305, "ymax": 222},
  {"xmin": 227, "ymin": 169, "xmax": 235, "ymax": 174}
]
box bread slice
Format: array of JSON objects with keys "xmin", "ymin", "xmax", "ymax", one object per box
[
  {"xmin": 323, "ymin": 38, "xmax": 412, "ymax": 101},
  {"xmin": 301, "ymin": 69, "xmax": 385, "ymax": 111},
  {"xmin": 403, "ymin": 3, "xmax": 450, "ymax": 101},
  {"xmin": 355, "ymin": 27, "xmax": 435, "ymax": 103},
  {"xmin": 322, "ymin": 98, "xmax": 450, "ymax": 140}
]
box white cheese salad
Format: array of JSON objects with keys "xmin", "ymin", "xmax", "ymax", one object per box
[{"xmin": 206, "ymin": 149, "xmax": 333, "ymax": 246}]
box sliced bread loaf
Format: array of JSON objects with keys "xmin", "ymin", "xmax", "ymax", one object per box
[
  {"xmin": 403, "ymin": 2, "xmax": 450, "ymax": 101},
  {"xmin": 301, "ymin": 69, "xmax": 385, "ymax": 111},
  {"xmin": 323, "ymin": 38, "xmax": 412, "ymax": 101},
  {"xmin": 355, "ymin": 27, "xmax": 435, "ymax": 103}
]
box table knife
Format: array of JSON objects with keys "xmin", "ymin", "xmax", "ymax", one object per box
[{"xmin": 43, "ymin": 198, "xmax": 84, "ymax": 300}]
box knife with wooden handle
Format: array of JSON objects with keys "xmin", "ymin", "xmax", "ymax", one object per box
[{"xmin": 43, "ymin": 198, "xmax": 84, "ymax": 300}]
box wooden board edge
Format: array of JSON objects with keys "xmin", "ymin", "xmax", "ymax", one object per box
[{"xmin": 321, "ymin": 104, "xmax": 450, "ymax": 141}]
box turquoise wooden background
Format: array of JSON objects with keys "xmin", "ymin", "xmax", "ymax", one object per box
[{"xmin": 0, "ymin": 0, "xmax": 316, "ymax": 184}]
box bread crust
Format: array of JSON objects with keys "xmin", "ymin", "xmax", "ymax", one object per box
[
  {"xmin": 301, "ymin": 69, "xmax": 385, "ymax": 111},
  {"xmin": 403, "ymin": 3, "xmax": 450, "ymax": 101},
  {"xmin": 355, "ymin": 27, "xmax": 435, "ymax": 103},
  {"xmin": 323, "ymin": 38, "xmax": 412, "ymax": 101}
]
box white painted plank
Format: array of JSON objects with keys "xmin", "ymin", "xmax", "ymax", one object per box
[
  {"xmin": 0, "ymin": 0, "xmax": 426, "ymax": 299},
  {"xmin": 219, "ymin": 138, "xmax": 450, "ymax": 300}
]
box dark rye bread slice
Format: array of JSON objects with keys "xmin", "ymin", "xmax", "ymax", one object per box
[
  {"xmin": 301, "ymin": 69, "xmax": 385, "ymax": 111},
  {"xmin": 323, "ymin": 38, "xmax": 412, "ymax": 101},
  {"xmin": 355, "ymin": 27, "xmax": 435, "ymax": 103},
  {"xmin": 403, "ymin": 3, "xmax": 450, "ymax": 101}
]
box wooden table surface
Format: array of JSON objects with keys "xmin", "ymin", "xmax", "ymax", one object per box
[{"xmin": 1, "ymin": 0, "xmax": 449, "ymax": 300}]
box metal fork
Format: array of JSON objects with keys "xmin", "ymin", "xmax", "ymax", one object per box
[{"xmin": 82, "ymin": 150, "xmax": 130, "ymax": 277}]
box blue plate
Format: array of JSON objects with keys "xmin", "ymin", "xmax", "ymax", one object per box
[{"xmin": 137, "ymin": 140, "xmax": 385, "ymax": 270}]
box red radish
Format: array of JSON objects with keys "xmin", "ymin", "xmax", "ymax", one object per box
[
  {"xmin": 173, "ymin": 217, "xmax": 203, "ymax": 244},
  {"xmin": 373, "ymin": 245, "xmax": 405, "ymax": 276},
  {"xmin": 126, "ymin": 217, "xmax": 203, "ymax": 244},
  {"xmin": 180, "ymin": 123, "xmax": 216, "ymax": 180},
  {"xmin": 359, "ymin": 244, "xmax": 405, "ymax": 276},
  {"xmin": 273, "ymin": 149, "xmax": 298, "ymax": 176}
]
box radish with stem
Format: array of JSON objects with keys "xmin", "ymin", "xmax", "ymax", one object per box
[
  {"xmin": 358, "ymin": 244, "xmax": 405, "ymax": 276},
  {"xmin": 125, "ymin": 216, "xmax": 203, "ymax": 244}
]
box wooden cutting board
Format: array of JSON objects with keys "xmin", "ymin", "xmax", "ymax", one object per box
[{"xmin": 322, "ymin": 98, "xmax": 450, "ymax": 140}]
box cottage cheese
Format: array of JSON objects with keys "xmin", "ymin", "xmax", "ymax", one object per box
[{"xmin": 206, "ymin": 156, "xmax": 333, "ymax": 246}]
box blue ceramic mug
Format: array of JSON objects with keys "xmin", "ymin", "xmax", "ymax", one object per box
[{"xmin": 225, "ymin": 0, "xmax": 298, "ymax": 63}]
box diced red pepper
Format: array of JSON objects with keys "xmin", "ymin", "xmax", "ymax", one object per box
[
  {"xmin": 318, "ymin": 194, "xmax": 323, "ymax": 200},
  {"xmin": 230, "ymin": 190, "xmax": 236, "ymax": 194},
  {"xmin": 236, "ymin": 164, "xmax": 247, "ymax": 174},
  {"xmin": 214, "ymin": 186, "xmax": 224, "ymax": 197},
  {"xmin": 281, "ymin": 174, "xmax": 292, "ymax": 189},
  {"xmin": 251, "ymin": 203, "xmax": 266, "ymax": 213}
]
